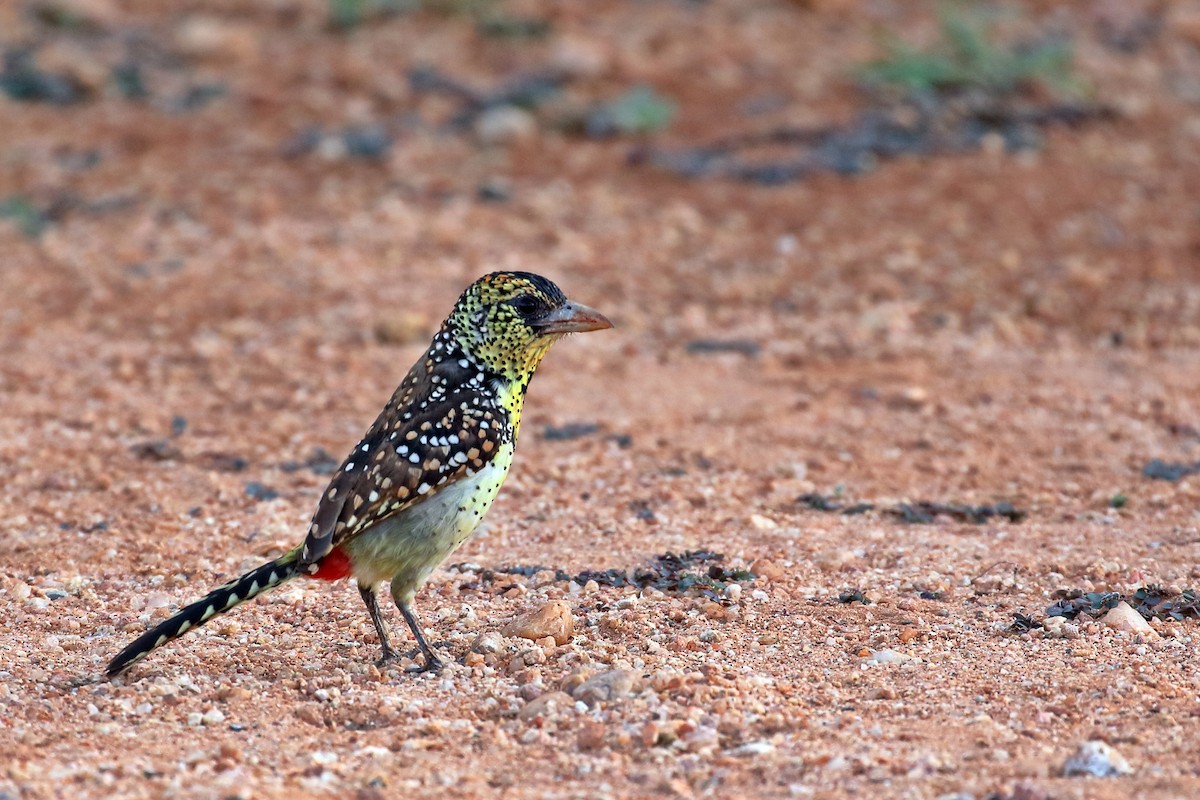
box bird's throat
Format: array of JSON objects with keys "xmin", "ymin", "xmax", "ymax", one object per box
[{"xmin": 494, "ymin": 377, "xmax": 526, "ymax": 439}]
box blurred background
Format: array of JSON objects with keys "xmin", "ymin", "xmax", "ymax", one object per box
[
  {"xmin": 2, "ymin": 0, "xmax": 1198, "ymax": 360},
  {"xmin": 5, "ymin": 0, "xmax": 1200, "ymax": 572}
]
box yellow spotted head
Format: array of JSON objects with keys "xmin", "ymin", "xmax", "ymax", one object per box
[{"xmin": 445, "ymin": 271, "xmax": 612, "ymax": 383}]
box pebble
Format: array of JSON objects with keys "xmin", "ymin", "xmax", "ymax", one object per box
[
  {"xmin": 899, "ymin": 386, "xmax": 929, "ymax": 408},
  {"xmin": 510, "ymin": 645, "xmax": 546, "ymax": 671},
  {"xmin": 861, "ymin": 649, "xmax": 914, "ymax": 665},
  {"xmin": 470, "ymin": 631, "xmax": 507, "ymax": 655},
  {"xmin": 175, "ymin": 15, "xmax": 260, "ymax": 64},
  {"xmin": 201, "ymin": 709, "xmax": 225, "ymax": 726},
  {"xmin": 572, "ymin": 669, "xmax": 642, "ymax": 707},
  {"xmin": 749, "ymin": 514, "xmax": 778, "ymax": 530},
  {"xmin": 815, "ymin": 548, "xmax": 858, "ymax": 569},
  {"xmin": 549, "ymin": 35, "xmax": 612, "ymax": 78},
  {"xmin": 1041, "ymin": 616, "xmax": 1080, "ymax": 639},
  {"xmin": 475, "ymin": 106, "xmax": 537, "ymax": 146},
  {"xmin": 576, "ymin": 720, "xmax": 607, "ymax": 751},
  {"xmin": 518, "ymin": 691, "xmax": 574, "ymax": 722},
  {"xmin": 502, "ymin": 600, "xmax": 575, "ymax": 645},
  {"xmin": 750, "ymin": 558, "xmax": 785, "ymax": 580},
  {"xmin": 1062, "ymin": 740, "xmax": 1133, "ymax": 777},
  {"xmin": 681, "ymin": 725, "xmax": 720, "ymax": 754},
  {"xmin": 727, "ymin": 740, "xmax": 775, "ymax": 757},
  {"xmin": 1100, "ymin": 602, "xmax": 1156, "ymax": 636},
  {"xmin": 559, "ymin": 667, "xmax": 596, "ymax": 695},
  {"xmin": 145, "ymin": 591, "xmax": 174, "ymax": 611},
  {"xmin": 295, "ymin": 706, "xmax": 323, "ymax": 727}
]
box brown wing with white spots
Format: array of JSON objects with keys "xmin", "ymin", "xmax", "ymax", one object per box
[{"xmin": 298, "ymin": 332, "xmax": 511, "ymax": 571}]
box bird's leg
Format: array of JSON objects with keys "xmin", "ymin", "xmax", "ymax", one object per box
[
  {"xmin": 398, "ymin": 601, "xmax": 444, "ymax": 673},
  {"xmin": 357, "ymin": 583, "xmax": 401, "ymax": 665}
]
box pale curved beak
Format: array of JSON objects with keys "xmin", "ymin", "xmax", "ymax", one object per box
[{"xmin": 535, "ymin": 301, "xmax": 613, "ymax": 335}]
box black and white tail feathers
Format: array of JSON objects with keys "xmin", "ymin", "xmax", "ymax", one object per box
[{"xmin": 106, "ymin": 549, "xmax": 301, "ymax": 679}]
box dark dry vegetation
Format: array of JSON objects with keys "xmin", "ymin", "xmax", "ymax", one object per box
[{"xmin": 3, "ymin": 1, "xmax": 1200, "ymax": 798}]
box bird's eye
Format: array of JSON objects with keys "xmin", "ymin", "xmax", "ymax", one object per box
[{"xmin": 510, "ymin": 295, "xmax": 541, "ymax": 316}]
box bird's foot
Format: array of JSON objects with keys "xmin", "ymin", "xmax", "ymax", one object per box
[
  {"xmin": 404, "ymin": 653, "xmax": 444, "ymax": 674},
  {"xmin": 375, "ymin": 645, "xmax": 402, "ymax": 667}
]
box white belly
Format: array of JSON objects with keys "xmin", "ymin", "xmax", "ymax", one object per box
[{"xmin": 344, "ymin": 445, "xmax": 512, "ymax": 601}]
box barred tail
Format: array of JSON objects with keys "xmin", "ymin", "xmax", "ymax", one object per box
[{"xmin": 106, "ymin": 548, "xmax": 302, "ymax": 679}]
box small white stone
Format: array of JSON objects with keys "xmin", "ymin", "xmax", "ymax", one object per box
[
  {"xmin": 749, "ymin": 514, "xmax": 778, "ymax": 530},
  {"xmin": 474, "ymin": 106, "xmax": 537, "ymax": 146},
  {"xmin": 1062, "ymin": 740, "xmax": 1133, "ymax": 777},
  {"xmin": 1100, "ymin": 602, "xmax": 1156, "ymax": 636},
  {"xmin": 470, "ymin": 631, "xmax": 507, "ymax": 655},
  {"xmin": 312, "ymin": 751, "xmax": 338, "ymax": 766},
  {"xmin": 727, "ymin": 740, "xmax": 775, "ymax": 757},
  {"xmin": 861, "ymin": 649, "xmax": 914, "ymax": 665},
  {"xmin": 356, "ymin": 746, "xmax": 390, "ymax": 758},
  {"xmin": 201, "ymin": 708, "xmax": 225, "ymax": 726}
]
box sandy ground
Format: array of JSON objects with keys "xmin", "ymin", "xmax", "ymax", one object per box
[{"xmin": 3, "ymin": 1, "xmax": 1200, "ymax": 798}]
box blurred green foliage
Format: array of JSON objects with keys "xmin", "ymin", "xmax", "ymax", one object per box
[
  {"xmin": 328, "ymin": 0, "xmax": 421, "ymax": 29},
  {"xmin": 861, "ymin": 3, "xmax": 1080, "ymax": 97},
  {"xmin": 329, "ymin": 0, "xmax": 547, "ymax": 38},
  {"xmin": 0, "ymin": 196, "xmax": 48, "ymax": 238},
  {"xmin": 588, "ymin": 86, "xmax": 676, "ymax": 137}
]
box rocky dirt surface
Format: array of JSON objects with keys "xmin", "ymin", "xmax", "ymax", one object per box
[{"xmin": 3, "ymin": 1, "xmax": 1200, "ymax": 798}]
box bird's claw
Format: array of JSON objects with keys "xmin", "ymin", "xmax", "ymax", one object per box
[
  {"xmin": 405, "ymin": 654, "xmax": 444, "ymax": 674},
  {"xmin": 375, "ymin": 647, "xmax": 402, "ymax": 668}
]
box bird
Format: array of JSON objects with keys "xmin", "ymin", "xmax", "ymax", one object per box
[{"xmin": 106, "ymin": 271, "xmax": 612, "ymax": 678}]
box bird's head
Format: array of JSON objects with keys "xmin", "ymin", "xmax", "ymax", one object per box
[{"xmin": 446, "ymin": 271, "xmax": 612, "ymax": 383}]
